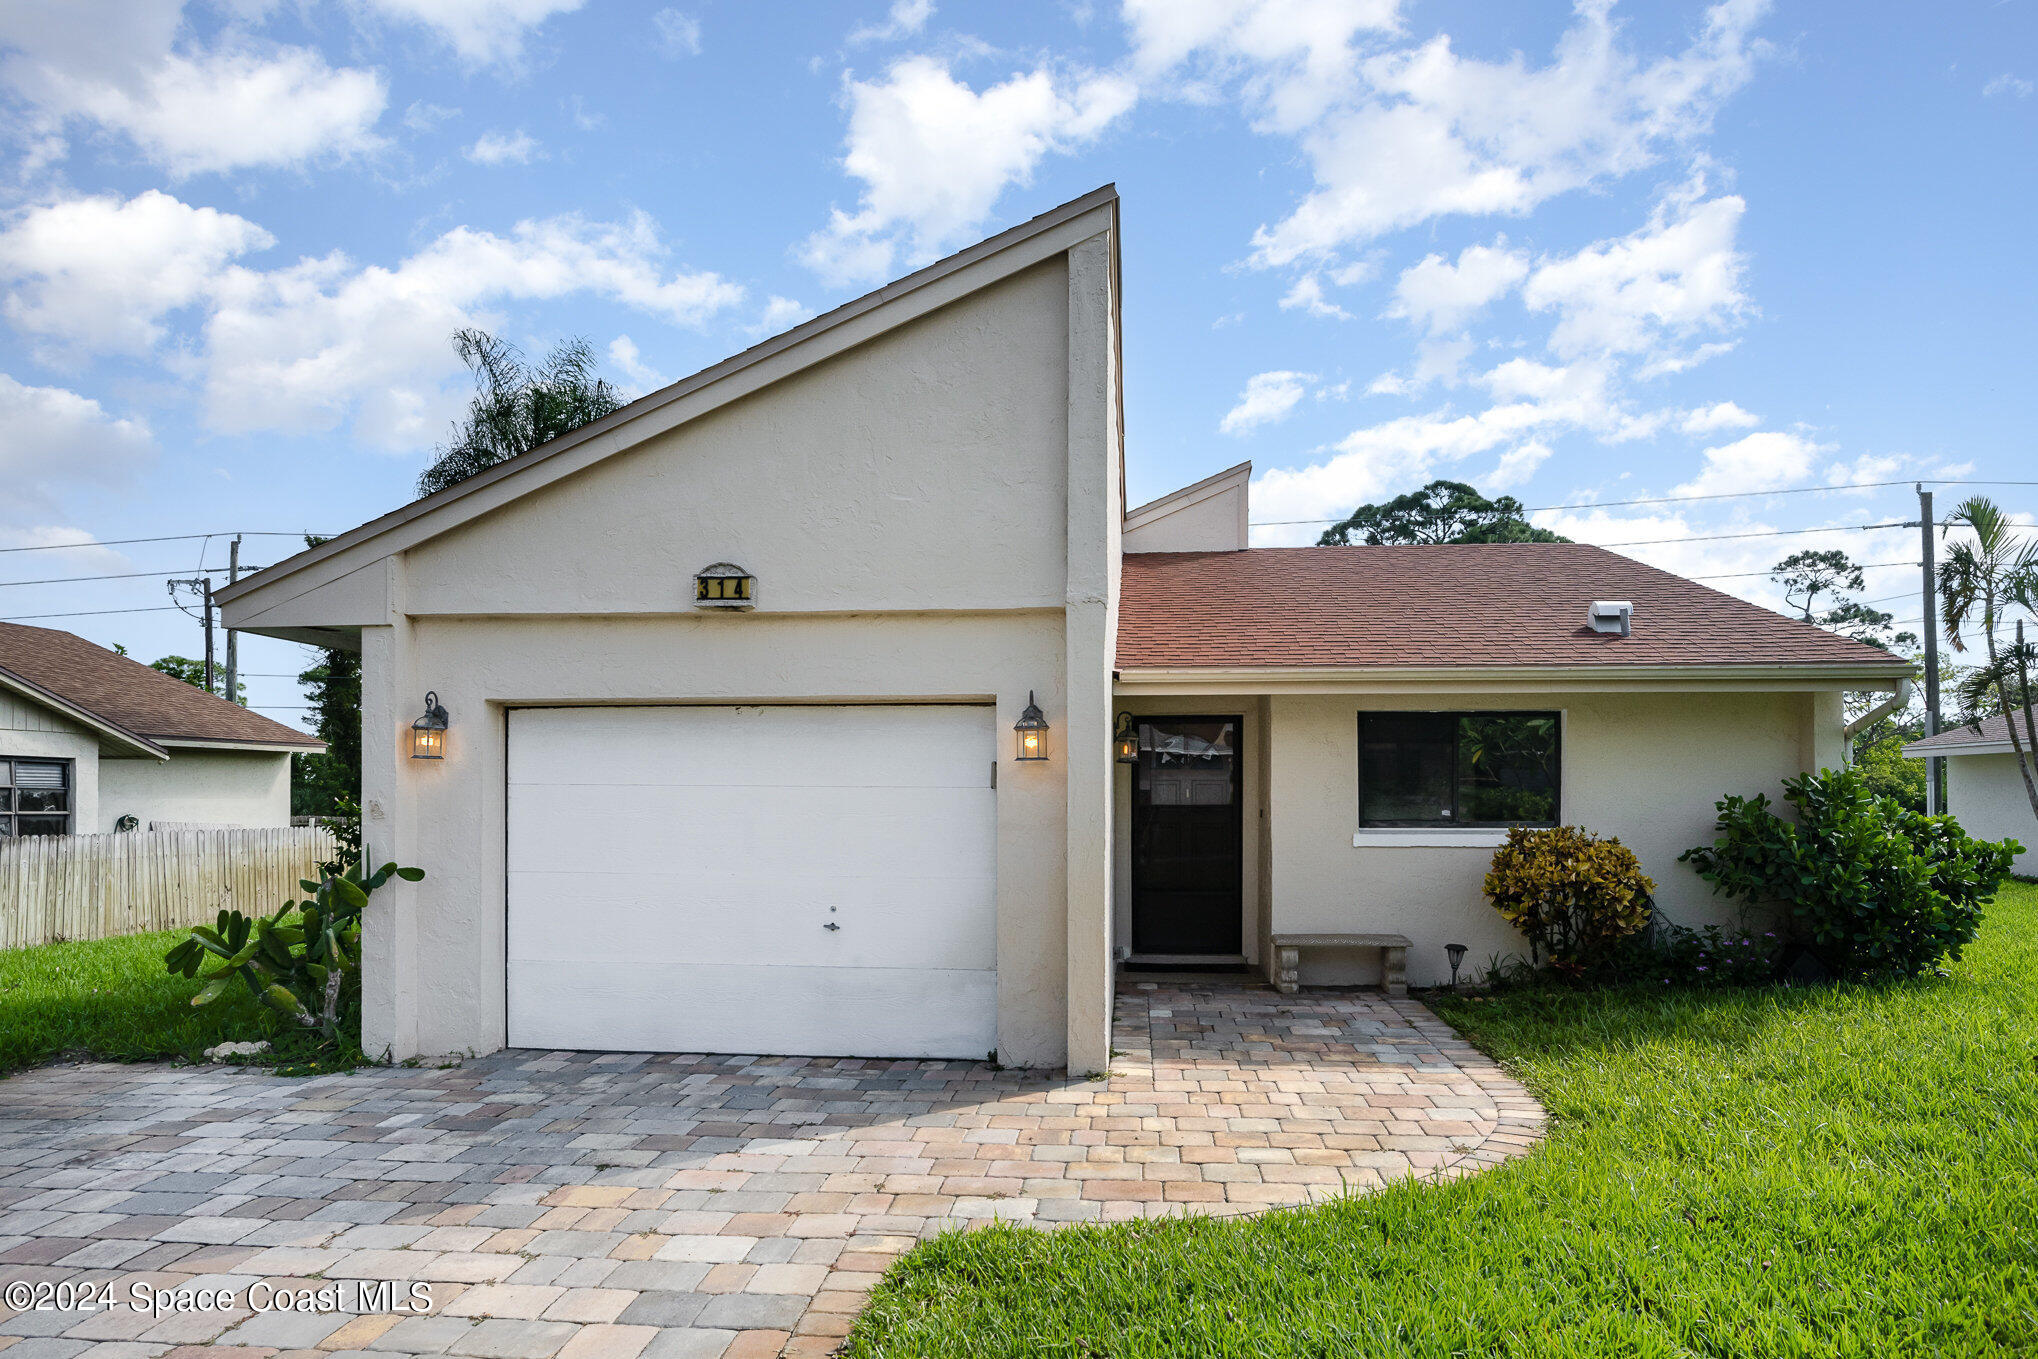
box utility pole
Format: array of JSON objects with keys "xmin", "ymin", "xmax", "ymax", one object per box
[
  {"xmin": 165, "ymin": 575, "xmax": 217, "ymax": 697},
  {"xmin": 224, "ymin": 535, "xmax": 241, "ymax": 705},
  {"xmin": 1918, "ymin": 484, "xmax": 1944, "ymax": 814}
]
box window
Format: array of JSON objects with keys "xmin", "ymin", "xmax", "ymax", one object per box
[
  {"xmin": 1358, "ymin": 712, "xmax": 1559, "ymax": 829},
  {"xmin": 0, "ymin": 758, "xmax": 72, "ymax": 838}
]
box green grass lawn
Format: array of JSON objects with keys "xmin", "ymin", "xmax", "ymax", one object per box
[
  {"xmin": 847, "ymin": 881, "xmax": 2038, "ymax": 1358},
  {"xmin": 0, "ymin": 927, "xmax": 302, "ymax": 1077}
]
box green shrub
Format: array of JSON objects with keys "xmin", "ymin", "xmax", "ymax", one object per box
[
  {"xmin": 1681, "ymin": 767, "xmax": 2021, "ymax": 978},
  {"xmin": 165, "ymin": 859, "xmax": 422, "ymax": 1047},
  {"xmin": 1484, "ymin": 825, "xmax": 1655, "ymax": 976}
]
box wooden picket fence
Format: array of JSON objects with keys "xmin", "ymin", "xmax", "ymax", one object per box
[{"xmin": 0, "ymin": 826, "xmax": 337, "ymax": 951}]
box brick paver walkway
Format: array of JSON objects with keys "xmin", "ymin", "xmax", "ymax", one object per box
[{"xmin": 0, "ymin": 981, "xmax": 1543, "ymax": 1358}]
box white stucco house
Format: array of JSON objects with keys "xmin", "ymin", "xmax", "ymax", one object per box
[
  {"xmin": 1905, "ymin": 712, "xmax": 2038, "ymax": 874},
  {"xmin": 0, "ymin": 623, "xmax": 324, "ymax": 835},
  {"xmin": 218, "ymin": 186, "xmax": 1910, "ymax": 1072}
]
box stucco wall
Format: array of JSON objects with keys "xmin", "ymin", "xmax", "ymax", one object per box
[
  {"xmin": 1263, "ymin": 690, "xmax": 1826, "ymax": 986},
  {"xmin": 402, "ymin": 260, "xmax": 1073, "ymax": 617},
  {"xmin": 369, "ymin": 611, "xmax": 1069, "ymax": 1064},
  {"xmin": 1122, "ymin": 478, "xmax": 1247, "ymax": 553},
  {"xmin": 97, "ymin": 748, "xmax": 294, "ymax": 832},
  {"xmin": 0, "ymin": 691, "xmax": 99, "ymax": 832},
  {"xmin": 1948, "ymin": 753, "xmax": 2038, "ymax": 874},
  {"xmin": 348, "ymin": 248, "xmax": 1108, "ymax": 1068}
]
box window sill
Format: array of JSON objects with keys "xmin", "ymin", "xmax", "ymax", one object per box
[{"xmin": 1352, "ymin": 830, "xmax": 1511, "ymax": 848}]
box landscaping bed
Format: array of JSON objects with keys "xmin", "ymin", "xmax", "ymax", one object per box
[{"xmin": 844, "ymin": 880, "xmax": 2038, "ymax": 1357}]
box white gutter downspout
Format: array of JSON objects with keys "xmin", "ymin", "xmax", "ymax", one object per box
[{"xmin": 1843, "ymin": 677, "xmax": 1914, "ymax": 761}]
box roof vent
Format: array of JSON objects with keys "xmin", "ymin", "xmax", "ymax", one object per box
[{"xmin": 1587, "ymin": 600, "xmax": 1632, "ymax": 637}]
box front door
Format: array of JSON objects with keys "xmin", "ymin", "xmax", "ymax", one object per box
[{"xmin": 1130, "ymin": 716, "xmax": 1243, "ymax": 956}]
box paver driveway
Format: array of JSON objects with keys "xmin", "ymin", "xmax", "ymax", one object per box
[{"xmin": 0, "ymin": 981, "xmax": 1542, "ymax": 1358}]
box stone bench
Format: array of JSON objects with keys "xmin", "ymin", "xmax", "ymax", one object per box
[{"xmin": 1271, "ymin": 932, "xmax": 1413, "ymax": 997}]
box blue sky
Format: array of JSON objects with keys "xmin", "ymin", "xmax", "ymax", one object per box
[{"xmin": 1, "ymin": 0, "xmax": 2033, "ymax": 729}]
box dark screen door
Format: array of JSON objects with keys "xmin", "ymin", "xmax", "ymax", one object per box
[{"xmin": 1131, "ymin": 717, "xmax": 1243, "ymax": 955}]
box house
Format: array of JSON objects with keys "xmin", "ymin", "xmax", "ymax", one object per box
[
  {"xmin": 217, "ymin": 186, "xmax": 1910, "ymax": 1071},
  {"xmin": 0, "ymin": 623, "xmax": 325, "ymax": 836},
  {"xmin": 1904, "ymin": 712, "xmax": 2038, "ymax": 873}
]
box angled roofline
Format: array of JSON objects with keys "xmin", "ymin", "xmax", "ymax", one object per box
[
  {"xmin": 1124, "ymin": 459, "xmax": 1251, "ymax": 526},
  {"xmin": 1115, "ymin": 661, "xmax": 1913, "ymax": 695},
  {"xmin": 0, "ymin": 664, "xmax": 167, "ymax": 760},
  {"xmin": 220, "ymin": 184, "xmax": 1122, "ymax": 614}
]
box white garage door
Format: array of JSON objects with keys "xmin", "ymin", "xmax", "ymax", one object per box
[{"xmin": 506, "ymin": 705, "xmax": 997, "ymax": 1058}]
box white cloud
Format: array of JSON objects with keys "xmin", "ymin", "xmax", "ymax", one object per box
[
  {"xmin": 0, "ymin": 375, "xmax": 154, "ymax": 503},
  {"xmin": 1983, "ymin": 73, "xmax": 2033, "ymax": 100},
  {"xmin": 1387, "ymin": 239, "xmax": 1527, "ymax": 333},
  {"xmin": 1523, "ymin": 192, "xmax": 1748, "ymax": 361},
  {"xmin": 0, "ymin": 190, "xmax": 275, "ymax": 354},
  {"xmin": 607, "ymin": 335, "xmax": 667, "ymax": 392},
  {"xmin": 1279, "ymin": 274, "xmax": 1352, "ymax": 320},
  {"xmin": 0, "ymin": 525, "xmax": 135, "ymax": 577},
  {"xmin": 1124, "ymin": 0, "xmax": 1400, "ymax": 134},
  {"xmin": 466, "ymin": 129, "xmax": 540, "ymax": 165},
  {"xmin": 1671, "ymin": 429, "xmax": 1829, "ymax": 499},
  {"xmin": 799, "ymin": 56, "xmax": 1134, "ymax": 284},
  {"xmin": 202, "ymin": 210, "xmax": 746, "ymax": 448},
  {"xmin": 850, "ymin": 0, "xmax": 935, "ymax": 46},
  {"xmin": 1158, "ymin": 0, "xmax": 1773, "ymax": 268},
  {"xmin": 1481, "ymin": 439, "xmax": 1551, "ymax": 490},
  {"xmin": 358, "ymin": 0, "xmax": 587, "ymax": 65},
  {"xmin": 1680, "ymin": 400, "xmax": 1758, "ymax": 434},
  {"xmin": 1220, "ymin": 369, "xmax": 1314, "ymax": 435},
  {"xmin": 0, "ymin": 5, "xmax": 387, "ymax": 176},
  {"xmin": 1251, "ymin": 357, "xmax": 1664, "ymax": 542},
  {"xmin": 750, "ymin": 295, "xmax": 814, "ymax": 335},
  {"xmin": 652, "ymin": 8, "xmax": 702, "ymax": 57}
]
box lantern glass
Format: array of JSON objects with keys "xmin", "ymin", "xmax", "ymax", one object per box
[
  {"xmin": 1113, "ymin": 712, "xmax": 1139, "ymax": 764},
  {"xmin": 1013, "ymin": 691, "xmax": 1050, "ymax": 762},
  {"xmin": 411, "ymin": 691, "xmax": 449, "ymax": 760}
]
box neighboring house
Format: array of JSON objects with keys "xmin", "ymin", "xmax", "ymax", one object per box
[
  {"xmin": 0, "ymin": 623, "xmax": 324, "ymax": 836},
  {"xmin": 218, "ymin": 186, "xmax": 1909, "ymax": 1071},
  {"xmin": 1905, "ymin": 712, "xmax": 2038, "ymax": 873}
]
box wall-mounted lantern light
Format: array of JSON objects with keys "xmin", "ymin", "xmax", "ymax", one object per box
[
  {"xmin": 411, "ymin": 691, "xmax": 450, "ymax": 760},
  {"xmin": 694, "ymin": 562, "xmax": 757, "ymax": 611},
  {"xmin": 1113, "ymin": 712, "xmax": 1139, "ymax": 764},
  {"xmin": 1014, "ymin": 691, "xmax": 1050, "ymax": 762}
]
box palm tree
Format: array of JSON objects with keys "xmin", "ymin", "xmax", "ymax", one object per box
[
  {"xmin": 1938, "ymin": 496, "xmax": 2038, "ymax": 820},
  {"xmin": 416, "ymin": 329, "xmax": 623, "ymax": 497}
]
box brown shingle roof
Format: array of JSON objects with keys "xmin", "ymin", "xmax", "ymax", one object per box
[
  {"xmin": 1116, "ymin": 545, "xmax": 1912, "ymax": 672},
  {"xmin": 1904, "ymin": 708, "xmax": 2037, "ymax": 753},
  {"xmin": 0, "ymin": 623, "xmax": 323, "ymax": 749}
]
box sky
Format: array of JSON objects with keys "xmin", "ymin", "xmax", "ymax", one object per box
[{"xmin": 1, "ymin": 0, "xmax": 2034, "ymax": 730}]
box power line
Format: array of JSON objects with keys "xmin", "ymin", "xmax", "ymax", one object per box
[
  {"xmin": 0, "ymin": 532, "xmax": 328, "ymax": 555},
  {"xmin": 1684, "ymin": 558, "xmax": 1918, "ymax": 582},
  {"xmin": 0, "ymin": 605, "xmax": 185, "ymax": 622},
  {"xmin": 1249, "ymin": 477, "xmax": 2038, "ymax": 528},
  {"xmin": 0, "ymin": 566, "xmax": 242, "ymax": 588}
]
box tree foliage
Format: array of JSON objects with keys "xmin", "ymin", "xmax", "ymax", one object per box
[
  {"xmin": 1682, "ymin": 768, "xmax": 2019, "ymax": 978},
  {"xmin": 150, "ymin": 654, "xmax": 246, "ymax": 704},
  {"xmin": 1770, "ymin": 548, "xmax": 1918, "ymax": 653},
  {"xmin": 1316, "ymin": 479, "xmax": 1569, "ymax": 547},
  {"xmin": 416, "ymin": 328, "xmax": 623, "ymax": 497}
]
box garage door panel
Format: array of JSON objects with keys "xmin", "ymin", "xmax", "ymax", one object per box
[
  {"xmin": 508, "ymin": 705, "xmax": 994, "ymax": 789},
  {"xmin": 508, "ymin": 961, "xmax": 997, "ymax": 1059},
  {"xmin": 508, "ymin": 786, "xmax": 996, "ymax": 878},
  {"xmin": 507, "ymin": 869, "xmax": 996, "ymax": 970},
  {"xmin": 507, "ymin": 704, "xmax": 999, "ymax": 1058}
]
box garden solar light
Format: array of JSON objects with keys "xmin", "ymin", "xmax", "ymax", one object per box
[{"xmin": 1446, "ymin": 943, "xmax": 1468, "ymax": 989}]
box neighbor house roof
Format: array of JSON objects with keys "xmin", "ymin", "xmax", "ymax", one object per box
[
  {"xmin": 1903, "ymin": 708, "xmax": 2038, "ymax": 756},
  {"xmin": 1115, "ymin": 544, "xmax": 1914, "ymax": 676},
  {"xmin": 0, "ymin": 623, "xmax": 324, "ymax": 755}
]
